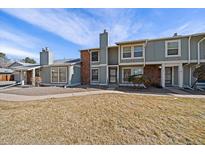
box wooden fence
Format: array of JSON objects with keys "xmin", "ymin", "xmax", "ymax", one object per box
[{"xmin": 0, "ymin": 74, "xmax": 14, "ymax": 81}]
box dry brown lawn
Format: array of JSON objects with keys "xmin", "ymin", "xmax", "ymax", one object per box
[{"xmin": 0, "ymin": 93, "xmax": 205, "ymax": 144}]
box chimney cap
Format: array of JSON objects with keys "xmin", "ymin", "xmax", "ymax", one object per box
[
  {"xmin": 103, "ymin": 29, "xmax": 107, "ymax": 33},
  {"xmin": 173, "ymin": 33, "xmax": 178, "ymax": 37}
]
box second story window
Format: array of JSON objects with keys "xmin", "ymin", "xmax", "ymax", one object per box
[
  {"xmin": 165, "ymin": 40, "xmax": 181, "ymax": 57},
  {"xmin": 134, "ymin": 46, "xmax": 143, "ymax": 58},
  {"xmin": 122, "ymin": 47, "xmax": 131, "ymax": 58},
  {"xmin": 91, "ymin": 51, "xmax": 99, "ymax": 62}
]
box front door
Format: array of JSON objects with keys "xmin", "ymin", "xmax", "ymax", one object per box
[
  {"xmin": 165, "ymin": 67, "xmax": 172, "ymax": 86},
  {"xmin": 109, "ymin": 68, "xmax": 117, "ymax": 83}
]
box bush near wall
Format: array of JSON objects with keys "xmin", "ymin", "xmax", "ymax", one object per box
[{"xmin": 193, "ymin": 65, "xmax": 205, "ymax": 81}]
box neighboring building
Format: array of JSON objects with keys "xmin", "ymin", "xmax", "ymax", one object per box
[
  {"xmin": 0, "ymin": 68, "xmax": 13, "ymax": 81},
  {"xmin": 10, "ymin": 47, "xmax": 81, "ymax": 87},
  {"xmin": 80, "ymin": 30, "xmax": 205, "ymax": 88}
]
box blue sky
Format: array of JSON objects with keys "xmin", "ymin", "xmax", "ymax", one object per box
[{"xmin": 0, "ymin": 8, "xmax": 205, "ymax": 62}]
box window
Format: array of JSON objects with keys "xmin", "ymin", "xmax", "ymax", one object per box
[
  {"xmin": 166, "ymin": 40, "xmax": 181, "ymax": 57},
  {"xmin": 123, "ymin": 69, "xmax": 131, "ymax": 83},
  {"xmin": 59, "ymin": 67, "xmax": 67, "ymax": 82},
  {"xmin": 122, "ymin": 67, "xmax": 144, "ymax": 83},
  {"xmin": 91, "ymin": 69, "xmax": 99, "ymax": 81},
  {"xmin": 133, "ymin": 67, "xmax": 143, "ymax": 76},
  {"xmin": 134, "ymin": 46, "xmax": 143, "ymax": 57},
  {"xmin": 122, "ymin": 47, "xmax": 131, "ymax": 58},
  {"xmin": 51, "ymin": 67, "xmax": 67, "ymax": 83},
  {"xmin": 91, "ymin": 51, "xmax": 99, "ymax": 62},
  {"xmin": 51, "ymin": 67, "xmax": 58, "ymax": 83}
]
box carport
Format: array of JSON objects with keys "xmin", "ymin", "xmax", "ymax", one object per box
[{"xmin": 12, "ymin": 65, "xmax": 41, "ymax": 86}]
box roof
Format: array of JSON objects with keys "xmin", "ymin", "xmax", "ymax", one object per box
[
  {"xmin": 80, "ymin": 32, "xmax": 205, "ymax": 50},
  {"xmin": 53, "ymin": 58, "xmax": 81, "ymax": 64},
  {"xmin": 42, "ymin": 58, "xmax": 81, "ymax": 67},
  {"xmin": 80, "ymin": 45, "xmax": 118, "ymax": 52},
  {"xmin": 116, "ymin": 32, "xmax": 205, "ymax": 45},
  {"xmin": 12, "ymin": 64, "xmax": 41, "ymax": 71},
  {"xmin": 8, "ymin": 61, "xmax": 39, "ymax": 68},
  {"xmin": 0, "ymin": 68, "xmax": 13, "ymax": 74}
]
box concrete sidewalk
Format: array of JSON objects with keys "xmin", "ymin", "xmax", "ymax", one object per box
[{"xmin": 0, "ymin": 90, "xmax": 205, "ymax": 102}]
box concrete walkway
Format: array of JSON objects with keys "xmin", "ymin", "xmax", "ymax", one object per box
[{"xmin": 0, "ymin": 89, "xmax": 205, "ymax": 102}]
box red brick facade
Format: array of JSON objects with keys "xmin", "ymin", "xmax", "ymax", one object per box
[
  {"xmin": 80, "ymin": 50, "xmax": 90, "ymax": 85},
  {"xmin": 144, "ymin": 65, "xmax": 161, "ymax": 86}
]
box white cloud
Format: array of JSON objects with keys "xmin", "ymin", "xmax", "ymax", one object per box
[
  {"xmin": 0, "ymin": 45, "xmax": 39, "ymax": 59},
  {"xmin": 160, "ymin": 21, "xmax": 205, "ymax": 37},
  {"xmin": 1, "ymin": 9, "xmax": 147, "ymax": 47},
  {"xmin": 0, "ymin": 26, "xmax": 42, "ymax": 49}
]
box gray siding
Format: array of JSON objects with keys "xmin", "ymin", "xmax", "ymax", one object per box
[
  {"xmin": 90, "ymin": 66, "xmax": 107, "ymax": 85},
  {"xmin": 40, "ymin": 67, "xmax": 51, "ymax": 83},
  {"xmin": 70, "ymin": 65, "xmax": 81, "ymax": 85},
  {"xmin": 99, "ymin": 66, "xmax": 107, "ymax": 84},
  {"xmin": 108, "ymin": 47, "xmax": 118, "ymax": 65},
  {"xmin": 119, "ymin": 35, "xmax": 205, "ymax": 64},
  {"xmin": 200, "ymin": 40, "xmax": 205, "ymax": 60},
  {"xmin": 173, "ymin": 66, "xmax": 178, "ymax": 86},
  {"xmin": 100, "ymin": 31, "xmax": 108, "ymax": 64},
  {"xmin": 183, "ymin": 65, "xmax": 190, "ymax": 86},
  {"xmin": 40, "ymin": 51, "xmax": 53, "ymax": 65}
]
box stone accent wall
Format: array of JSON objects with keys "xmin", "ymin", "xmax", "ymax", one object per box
[
  {"xmin": 144, "ymin": 65, "xmax": 161, "ymax": 86},
  {"xmin": 80, "ymin": 50, "xmax": 90, "ymax": 85}
]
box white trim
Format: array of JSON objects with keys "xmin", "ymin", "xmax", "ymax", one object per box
[
  {"xmin": 90, "ymin": 50, "xmax": 100, "ymax": 63},
  {"xmin": 118, "ymin": 45, "xmax": 120, "ymax": 65},
  {"xmin": 178, "ymin": 63, "xmax": 183, "ymax": 88},
  {"xmin": 188, "ymin": 36, "xmax": 191, "ymax": 64},
  {"xmin": 189, "ymin": 66, "xmax": 192, "ymax": 86},
  {"xmin": 165, "ymin": 39, "xmax": 181, "ymax": 57},
  {"xmin": 144, "ymin": 40, "xmax": 148, "ymax": 66},
  {"xmin": 91, "ymin": 64, "xmax": 107, "ymax": 67},
  {"xmin": 108, "ymin": 65, "xmax": 119, "ymax": 67},
  {"xmin": 121, "ymin": 66, "xmax": 144, "ymax": 83},
  {"xmin": 161, "ymin": 63, "xmax": 165, "ymax": 88},
  {"xmin": 121, "ymin": 43, "xmax": 145, "ymax": 60},
  {"xmin": 91, "ymin": 67, "xmax": 99, "ymax": 82},
  {"xmin": 106, "ymin": 65, "xmax": 108, "ymax": 84},
  {"xmin": 121, "ymin": 45, "xmax": 132, "ymax": 59},
  {"xmin": 197, "ymin": 37, "xmax": 205, "ymax": 64},
  {"xmin": 172, "ymin": 66, "xmax": 174, "ymax": 86},
  {"xmin": 119, "ymin": 59, "xmax": 205, "ymax": 66},
  {"xmin": 68, "ymin": 65, "xmax": 73, "ymax": 85},
  {"xmin": 50, "ymin": 66, "xmax": 68, "ymax": 84}
]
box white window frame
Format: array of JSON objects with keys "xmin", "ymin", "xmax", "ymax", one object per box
[
  {"xmin": 91, "ymin": 50, "xmax": 100, "ymax": 63},
  {"xmin": 122, "ymin": 67, "xmax": 144, "ymax": 83},
  {"xmin": 51, "ymin": 66, "xmax": 67, "ymax": 83},
  {"xmin": 121, "ymin": 44, "xmax": 144, "ymax": 60},
  {"xmin": 121, "ymin": 45, "xmax": 132, "ymax": 59},
  {"xmin": 133, "ymin": 45, "xmax": 144, "ymax": 58},
  {"xmin": 91, "ymin": 68, "xmax": 99, "ymax": 82},
  {"xmin": 165, "ymin": 40, "xmax": 181, "ymax": 57}
]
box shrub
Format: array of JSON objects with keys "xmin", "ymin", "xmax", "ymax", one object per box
[
  {"xmin": 128, "ymin": 74, "xmax": 151, "ymax": 88},
  {"xmin": 193, "ymin": 65, "xmax": 205, "ymax": 81}
]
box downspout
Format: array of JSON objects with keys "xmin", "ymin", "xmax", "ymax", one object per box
[
  {"xmin": 197, "ymin": 37, "xmax": 205, "ymax": 64},
  {"xmin": 144, "ymin": 40, "xmax": 148, "ymax": 67},
  {"xmin": 188, "ymin": 36, "xmax": 191, "ymax": 64}
]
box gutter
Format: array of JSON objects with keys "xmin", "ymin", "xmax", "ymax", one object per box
[{"xmin": 197, "ymin": 37, "xmax": 205, "ymax": 64}]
